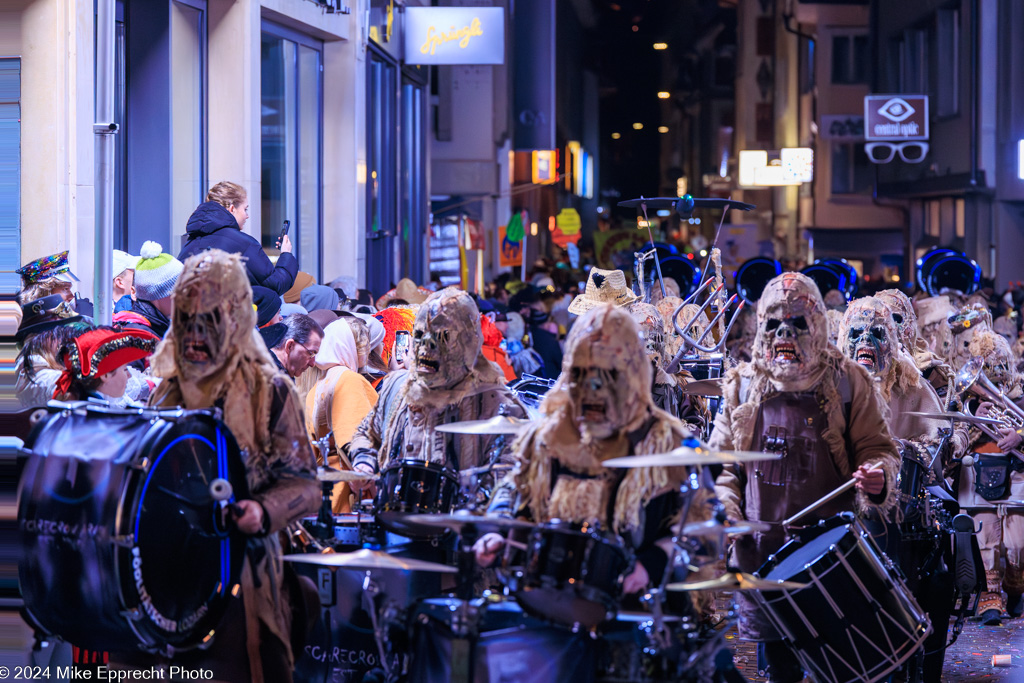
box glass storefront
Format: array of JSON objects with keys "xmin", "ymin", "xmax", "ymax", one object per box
[{"xmin": 261, "ymin": 23, "xmax": 323, "ymax": 280}]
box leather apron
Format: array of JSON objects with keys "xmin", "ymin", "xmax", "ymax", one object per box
[{"xmin": 733, "ymin": 391, "xmax": 852, "ymax": 640}]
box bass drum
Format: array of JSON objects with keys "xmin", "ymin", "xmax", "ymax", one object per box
[{"xmin": 18, "ymin": 403, "xmax": 249, "ymax": 655}]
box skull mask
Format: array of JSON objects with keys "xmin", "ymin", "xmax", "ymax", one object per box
[
  {"xmin": 171, "ymin": 250, "xmax": 255, "ymax": 383},
  {"xmin": 628, "ymin": 302, "xmax": 666, "ymax": 369},
  {"xmin": 754, "ymin": 272, "xmax": 828, "ymax": 385},
  {"xmin": 876, "ymin": 289, "xmax": 917, "ymax": 351},
  {"xmin": 839, "ymin": 297, "xmax": 898, "ymax": 376},
  {"xmin": 969, "ymin": 330, "xmax": 1020, "ymax": 393},
  {"xmin": 562, "ymin": 305, "xmax": 651, "ymax": 441},
  {"xmin": 410, "ymin": 288, "xmax": 483, "ymax": 390}
]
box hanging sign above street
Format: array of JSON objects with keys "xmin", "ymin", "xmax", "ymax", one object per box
[
  {"xmin": 864, "ymin": 95, "xmax": 929, "ymax": 141},
  {"xmin": 405, "ymin": 7, "xmax": 505, "ymax": 65}
]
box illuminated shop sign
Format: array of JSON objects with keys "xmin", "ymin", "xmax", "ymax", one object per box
[
  {"xmin": 738, "ymin": 148, "xmax": 814, "ymax": 187},
  {"xmin": 405, "ymin": 7, "xmax": 505, "ymax": 65}
]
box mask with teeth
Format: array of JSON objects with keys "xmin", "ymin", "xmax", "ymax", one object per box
[
  {"xmin": 876, "ymin": 289, "xmax": 917, "ymax": 351},
  {"xmin": 754, "ymin": 272, "xmax": 828, "ymax": 386},
  {"xmin": 170, "ymin": 251, "xmax": 254, "ymax": 383},
  {"xmin": 410, "ymin": 288, "xmax": 483, "ymax": 390},
  {"xmin": 628, "ymin": 302, "xmax": 666, "ymax": 369},
  {"xmin": 562, "ymin": 305, "xmax": 651, "ymax": 442},
  {"xmin": 839, "ymin": 297, "xmax": 897, "ymax": 377},
  {"xmin": 968, "ymin": 330, "xmax": 1021, "ymax": 394}
]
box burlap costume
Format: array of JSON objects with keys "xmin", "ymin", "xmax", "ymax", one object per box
[
  {"xmin": 878, "ymin": 289, "xmax": 957, "ymax": 404},
  {"xmin": 350, "ymin": 288, "xmax": 524, "ymax": 473},
  {"xmin": 956, "ymin": 331, "xmax": 1024, "ymax": 617},
  {"xmin": 711, "ymin": 273, "xmax": 899, "ymax": 642},
  {"xmin": 146, "ymin": 250, "xmax": 319, "ymax": 683},
  {"xmin": 508, "ymin": 305, "xmax": 711, "ymax": 599}
]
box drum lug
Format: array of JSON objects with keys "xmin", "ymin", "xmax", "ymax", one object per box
[
  {"xmin": 112, "ymin": 535, "xmax": 133, "ymax": 548},
  {"xmin": 121, "ymin": 607, "xmax": 143, "ymax": 622}
]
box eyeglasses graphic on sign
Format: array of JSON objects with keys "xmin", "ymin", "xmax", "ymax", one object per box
[{"xmin": 865, "ymin": 142, "xmax": 929, "ymax": 164}]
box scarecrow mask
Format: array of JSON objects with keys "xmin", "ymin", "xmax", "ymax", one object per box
[
  {"xmin": 949, "ymin": 303, "xmax": 993, "ymax": 370},
  {"xmin": 411, "ymin": 288, "xmax": 483, "ymax": 390},
  {"xmin": 840, "ymin": 297, "xmax": 898, "ymax": 376},
  {"xmin": 172, "ymin": 251, "xmax": 254, "ymax": 383},
  {"xmin": 629, "ymin": 302, "xmax": 666, "ymax": 369},
  {"xmin": 754, "ymin": 273, "xmax": 828, "ymax": 385},
  {"xmin": 876, "ymin": 289, "xmax": 917, "ymax": 351},
  {"xmin": 970, "ymin": 330, "xmax": 1019, "ymax": 393},
  {"xmin": 563, "ymin": 305, "xmax": 651, "ymax": 441}
]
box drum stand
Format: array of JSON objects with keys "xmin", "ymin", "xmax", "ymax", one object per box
[
  {"xmin": 361, "ymin": 572, "xmax": 400, "ymax": 683},
  {"xmin": 310, "ymin": 481, "xmax": 336, "ymax": 542}
]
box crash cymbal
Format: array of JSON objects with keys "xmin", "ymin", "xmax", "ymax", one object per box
[
  {"xmin": 459, "ymin": 463, "xmax": 514, "ymax": 477},
  {"xmin": 434, "ymin": 415, "xmax": 532, "ymax": 435},
  {"xmin": 316, "ymin": 468, "xmax": 377, "ymax": 483},
  {"xmin": 602, "ymin": 446, "xmax": 783, "ymax": 469},
  {"xmin": 681, "ymin": 519, "xmax": 773, "ymax": 539},
  {"xmin": 904, "ymin": 411, "xmax": 1005, "ymax": 427},
  {"xmin": 681, "ymin": 378, "xmax": 723, "ymax": 397},
  {"xmin": 283, "ymin": 548, "xmax": 457, "ymax": 573},
  {"xmin": 666, "ymin": 572, "xmax": 807, "ymax": 593},
  {"xmin": 377, "ymin": 510, "xmax": 535, "ymax": 536}
]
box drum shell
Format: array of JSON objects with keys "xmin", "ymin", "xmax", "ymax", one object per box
[
  {"xmin": 375, "ymin": 460, "xmax": 458, "ymax": 534},
  {"xmin": 756, "ymin": 517, "xmax": 930, "ymax": 683},
  {"xmin": 18, "ymin": 406, "xmax": 247, "ymax": 654},
  {"xmin": 897, "ymin": 452, "xmax": 930, "ymax": 526},
  {"xmin": 516, "ymin": 522, "xmax": 629, "ymax": 629}
]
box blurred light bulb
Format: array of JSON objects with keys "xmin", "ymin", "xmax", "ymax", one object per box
[
  {"xmin": 611, "ymin": 132, "xmax": 621, "ymax": 139},
  {"xmin": 632, "ymin": 122, "xmax": 644, "ymax": 130},
  {"xmin": 653, "ymin": 43, "xmax": 668, "ymax": 50},
  {"xmin": 658, "ymin": 126, "xmax": 669, "ymax": 133},
  {"xmin": 657, "ymin": 91, "xmax": 670, "ymax": 99}
]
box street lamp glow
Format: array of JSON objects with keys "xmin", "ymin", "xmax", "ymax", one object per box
[
  {"xmin": 657, "ymin": 91, "xmax": 670, "ymax": 99},
  {"xmin": 611, "ymin": 132, "xmax": 621, "ymax": 139},
  {"xmin": 632, "ymin": 122, "xmax": 644, "ymax": 130},
  {"xmin": 658, "ymin": 126, "xmax": 669, "ymax": 133},
  {"xmin": 653, "ymin": 42, "xmax": 668, "ymax": 50}
]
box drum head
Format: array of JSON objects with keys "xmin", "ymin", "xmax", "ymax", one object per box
[{"xmin": 764, "ymin": 524, "xmax": 849, "ymax": 582}]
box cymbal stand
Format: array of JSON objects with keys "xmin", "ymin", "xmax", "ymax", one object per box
[{"xmin": 361, "ymin": 571, "xmax": 396, "ymax": 682}]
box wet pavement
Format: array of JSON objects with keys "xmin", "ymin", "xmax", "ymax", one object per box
[{"xmin": 723, "ymin": 612, "xmax": 1024, "ymax": 681}]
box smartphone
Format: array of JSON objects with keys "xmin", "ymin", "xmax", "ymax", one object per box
[{"xmin": 280, "ymin": 220, "xmax": 291, "ymax": 240}]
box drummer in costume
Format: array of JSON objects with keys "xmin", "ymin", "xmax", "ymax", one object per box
[
  {"xmin": 957, "ymin": 330, "xmax": 1024, "ymax": 624},
  {"xmin": 476, "ymin": 304, "xmax": 712, "ymax": 602},
  {"xmin": 710, "ymin": 272, "xmax": 899, "ymax": 683},
  {"xmin": 138, "ymin": 250, "xmax": 320, "ymax": 683},
  {"xmin": 839, "ymin": 296, "xmax": 954, "ymax": 681},
  {"xmin": 878, "ymin": 289, "xmax": 958, "ymax": 404},
  {"xmin": 349, "ymin": 287, "xmax": 525, "ymax": 481}
]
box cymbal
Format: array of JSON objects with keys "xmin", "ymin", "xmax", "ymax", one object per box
[
  {"xmin": 681, "ymin": 519, "xmax": 772, "ymax": 539},
  {"xmin": 603, "ymin": 446, "xmax": 783, "ymax": 469},
  {"xmin": 283, "ymin": 548, "xmax": 457, "ymax": 573},
  {"xmin": 681, "ymin": 378, "xmax": 723, "ymax": 397},
  {"xmin": 434, "ymin": 415, "xmax": 531, "ymax": 435},
  {"xmin": 377, "ymin": 511, "xmax": 535, "ymax": 536},
  {"xmin": 904, "ymin": 411, "xmax": 1005, "ymax": 427},
  {"xmin": 316, "ymin": 468, "xmax": 377, "ymax": 483},
  {"xmin": 666, "ymin": 572, "xmax": 807, "ymax": 593},
  {"xmin": 459, "ymin": 463, "xmax": 514, "ymax": 477}
]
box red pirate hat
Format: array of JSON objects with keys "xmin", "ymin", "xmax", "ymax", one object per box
[{"xmin": 55, "ymin": 328, "xmax": 158, "ymax": 397}]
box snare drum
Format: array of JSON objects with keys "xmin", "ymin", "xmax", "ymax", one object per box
[
  {"xmin": 516, "ymin": 521, "xmax": 631, "ymax": 629},
  {"xmin": 375, "ymin": 459, "xmax": 458, "ymax": 534},
  {"xmin": 755, "ymin": 515, "xmax": 931, "ymax": 683},
  {"xmin": 18, "ymin": 404, "xmax": 248, "ymax": 655}
]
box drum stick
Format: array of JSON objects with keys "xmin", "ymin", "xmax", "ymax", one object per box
[
  {"xmin": 782, "ymin": 464, "xmax": 880, "ymax": 528},
  {"xmin": 505, "ymin": 539, "xmax": 528, "ymax": 551}
]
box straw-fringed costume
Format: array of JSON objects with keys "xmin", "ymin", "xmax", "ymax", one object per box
[
  {"xmin": 711, "ymin": 273, "xmax": 899, "ymax": 649},
  {"xmin": 144, "ymin": 250, "xmax": 319, "ymax": 683}
]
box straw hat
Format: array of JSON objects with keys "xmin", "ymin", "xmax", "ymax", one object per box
[{"xmin": 568, "ymin": 268, "xmax": 638, "ymax": 315}]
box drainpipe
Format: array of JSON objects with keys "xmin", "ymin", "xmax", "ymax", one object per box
[{"xmin": 94, "ymin": 0, "xmax": 117, "ymax": 325}]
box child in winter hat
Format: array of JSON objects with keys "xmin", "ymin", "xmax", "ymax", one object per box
[{"xmin": 134, "ymin": 241, "xmax": 184, "ymax": 302}]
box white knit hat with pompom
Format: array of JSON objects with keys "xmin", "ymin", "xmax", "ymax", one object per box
[{"xmin": 133, "ymin": 241, "xmax": 184, "ymax": 301}]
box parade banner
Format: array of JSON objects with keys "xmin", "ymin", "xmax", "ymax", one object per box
[{"xmin": 499, "ymin": 225, "xmax": 522, "ymax": 268}]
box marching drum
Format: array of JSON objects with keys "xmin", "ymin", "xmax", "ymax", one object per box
[
  {"xmin": 18, "ymin": 403, "xmax": 248, "ymax": 654},
  {"xmin": 755, "ymin": 515, "xmax": 931, "ymax": 683},
  {"xmin": 515, "ymin": 521, "xmax": 631, "ymax": 629},
  {"xmin": 375, "ymin": 459, "xmax": 459, "ymax": 534}
]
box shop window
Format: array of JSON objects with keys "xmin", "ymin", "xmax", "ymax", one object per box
[
  {"xmin": 401, "ymin": 76, "xmax": 427, "ymax": 284},
  {"xmin": 261, "ymin": 23, "xmax": 323, "ymax": 280},
  {"xmin": 831, "ymin": 34, "xmax": 869, "ymax": 85},
  {"xmin": 170, "ymin": 1, "xmax": 206, "ymax": 243},
  {"xmin": 366, "ymin": 48, "xmax": 398, "ymax": 297},
  {"xmin": 935, "ymin": 9, "xmax": 959, "ymax": 117},
  {"xmin": 0, "ymin": 59, "xmax": 20, "ymax": 293},
  {"xmin": 831, "ymin": 143, "xmax": 873, "ymax": 195}
]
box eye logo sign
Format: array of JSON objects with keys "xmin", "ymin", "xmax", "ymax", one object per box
[
  {"xmin": 864, "ymin": 94, "xmax": 929, "ymax": 141},
  {"xmin": 877, "ymin": 97, "xmax": 915, "ymax": 123}
]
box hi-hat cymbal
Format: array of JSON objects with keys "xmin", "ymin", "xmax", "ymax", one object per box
[
  {"xmin": 378, "ymin": 511, "xmax": 535, "ymax": 536},
  {"xmin": 666, "ymin": 572, "xmax": 807, "ymax": 592},
  {"xmin": 904, "ymin": 411, "xmax": 1005, "ymax": 427},
  {"xmin": 316, "ymin": 468, "xmax": 377, "ymax": 483},
  {"xmin": 434, "ymin": 415, "xmax": 531, "ymax": 435},
  {"xmin": 603, "ymin": 446, "xmax": 783, "ymax": 469},
  {"xmin": 681, "ymin": 378, "xmax": 723, "ymax": 397},
  {"xmin": 283, "ymin": 548, "xmax": 457, "ymax": 573},
  {"xmin": 681, "ymin": 519, "xmax": 772, "ymax": 539}
]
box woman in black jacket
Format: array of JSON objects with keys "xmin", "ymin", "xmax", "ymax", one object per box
[{"xmin": 179, "ymin": 181, "xmax": 299, "ymax": 295}]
